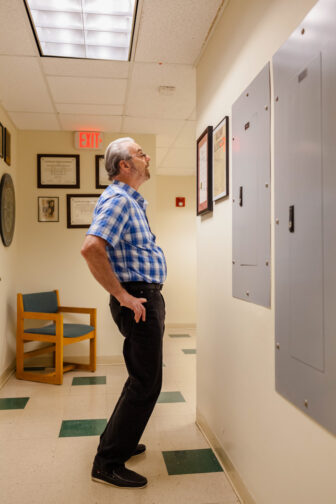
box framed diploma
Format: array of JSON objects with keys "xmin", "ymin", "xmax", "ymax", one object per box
[
  {"xmin": 95, "ymin": 155, "xmax": 110, "ymax": 189},
  {"xmin": 37, "ymin": 154, "xmax": 80, "ymax": 188},
  {"xmin": 197, "ymin": 126, "xmax": 213, "ymax": 216},
  {"xmin": 213, "ymin": 116, "xmax": 229, "ymax": 201},
  {"xmin": 38, "ymin": 197, "xmax": 59, "ymax": 222},
  {"xmin": 66, "ymin": 194, "xmax": 99, "ymax": 228}
]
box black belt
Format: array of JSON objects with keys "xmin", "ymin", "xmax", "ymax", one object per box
[{"xmin": 121, "ymin": 282, "xmax": 163, "ymax": 291}]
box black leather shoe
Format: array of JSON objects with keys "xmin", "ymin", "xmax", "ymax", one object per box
[
  {"xmin": 92, "ymin": 464, "xmax": 147, "ymax": 488},
  {"xmin": 133, "ymin": 443, "xmax": 146, "ymax": 456}
]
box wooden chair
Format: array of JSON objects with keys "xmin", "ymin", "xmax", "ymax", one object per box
[{"xmin": 16, "ymin": 290, "xmax": 96, "ymax": 385}]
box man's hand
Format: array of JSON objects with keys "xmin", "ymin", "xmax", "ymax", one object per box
[{"xmin": 118, "ymin": 291, "xmax": 147, "ymax": 323}]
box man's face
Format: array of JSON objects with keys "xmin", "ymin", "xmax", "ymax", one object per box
[{"xmin": 127, "ymin": 143, "xmax": 151, "ymax": 182}]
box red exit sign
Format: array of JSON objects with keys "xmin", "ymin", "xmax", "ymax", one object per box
[{"xmin": 74, "ymin": 131, "xmax": 103, "ymax": 150}]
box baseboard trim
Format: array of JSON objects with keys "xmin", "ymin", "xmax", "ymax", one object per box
[
  {"xmin": 0, "ymin": 359, "xmax": 16, "ymax": 389},
  {"xmin": 196, "ymin": 409, "xmax": 256, "ymax": 504}
]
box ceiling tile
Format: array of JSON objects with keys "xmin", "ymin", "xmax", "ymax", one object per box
[
  {"xmin": 41, "ymin": 58, "xmax": 129, "ymax": 79},
  {"xmin": 55, "ymin": 103, "xmax": 123, "ymax": 115},
  {"xmin": 122, "ymin": 116, "xmax": 183, "ymax": 135},
  {"xmin": 0, "ymin": 0, "xmax": 38, "ymax": 56},
  {"xmin": 135, "ymin": 0, "xmax": 223, "ymax": 64},
  {"xmin": 0, "ymin": 56, "xmax": 54, "ymax": 112},
  {"xmin": 59, "ymin": 114, "xmax": 122, "ymax": 132},
  {"xmin": 8, "ymin": 112, "xmax": 60, "ymax": 130},
  {"xmin": 47, "ymin": 76, "xmax": 127, "ymax": 105},
  {"xmin": 156, "ymin": 133, "xmax": 177, "ymax": 149},
  {"xmin": 126, "ymin": 63, "xmax": 195, "ymax": 120}
]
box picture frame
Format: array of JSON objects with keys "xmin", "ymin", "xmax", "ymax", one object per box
[
  {"xmin": 66, "ymin": 194, "xmax": 100, "ymax": 229},
  {"xmin": 0, "ymin": 123, "xmax": 4, "ymax": 159},
  {"xmin": 4, "ymin": 128, "xmax": 11, "ymax": 166},
  {"xmin": 95, "ymin": 155, "xmax": 110, "ymax": 189},
  {"xmin": 213, "ymin": 116, "xmax": 229, "ymax": 201},
  {"xmin": 38, "ymin": 196, "xmax": 59, "ymax": 222},
  {"xmin": 196, "ymin": 126, "xmax": 213, "ymax": 216},
  {"xmin": 37, "ymin": 154, "xmax": 80, "ymax": 188}
]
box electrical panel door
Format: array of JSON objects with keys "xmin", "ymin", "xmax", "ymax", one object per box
[
  {"xmin": 232, "ymin": 63, "xmax": 271, "ymax": 307},
  {"xmin": 274, "ymin": 0, "xmax": 336, "ymax": 435}
]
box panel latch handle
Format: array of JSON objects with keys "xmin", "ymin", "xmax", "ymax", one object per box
[
  {"xmin": 239, "ymin": 186, "xmax": 243, "ymax": 207},
  {"xmin": 289, "ymin": 205, "xmax": 295, "ymax": 232}
]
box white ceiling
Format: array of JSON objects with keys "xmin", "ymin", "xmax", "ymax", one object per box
[{"xmin": 0, "ymin": 0, "xmax": 226, "ymax": 176}]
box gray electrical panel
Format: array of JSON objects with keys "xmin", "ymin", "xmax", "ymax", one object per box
[
  {"xmin": 274, "ymin": 0, "xmax": 336, "ymax": 435},
  {"xmin": 232, "ymin": 63, "xmax": 271, "ymax": 307}
]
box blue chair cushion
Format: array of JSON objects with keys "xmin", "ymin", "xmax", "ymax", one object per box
[
  {"xmin": 23, "ymin": 291, "xmax": 58, "ymax": 313},
  {"xmin": 24, "ymin": 323, "xmax": 94, "ymax": 338}
]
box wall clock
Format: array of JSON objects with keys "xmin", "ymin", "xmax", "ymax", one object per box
[{"xmin": 0, "ymin": 173, "xmax": 15, "ymax": 246}]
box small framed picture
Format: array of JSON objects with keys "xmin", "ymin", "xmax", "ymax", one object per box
[
  {"xmin": 67, "ymin": 194, "xmax": 100, "ymax": 229},
  {"xmin": 95, "ymin": 155, "xmax": 110, "ymax": 189},
  {"xmin": 38, "ymin": 197, "xmax": 59, "ymax": 222},
  {"xmin": 213, "ymin": 116, "xmax": 229, "ymax": 201},
  {"xmin": 0, "ymin": 124, "xmax": 4, "ymax": 159},
  {"xmin": 37, "ymin": 154, "xmax": 80, "ymax": 188},
  {"xmin": 4, "ymin": 128, "xmax": 11, "ymax": 166},
  {"xmin": 197, "ymin": 126, "xmax": 213, "ymax": 216}
]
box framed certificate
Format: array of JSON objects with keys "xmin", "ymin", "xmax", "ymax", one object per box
[
  {"xmin": 38, "ymin": 197, "xmax": 59, "ymax": 222},
  {"xmin": 66, "ymin": 194, "xmax": 99, "ymax": 228},
  {"xmin": 197, "ymin": 126, "xmax": 213, "ymax": 216},
  {"xmin": 213, "ymin": 116, "xmax": 229, "ymax": 201},
  {"xmin": 37, "ymin": 154, "xmax": 80, "ymax": 188},
  {"xmin": 95, "ymin": 155, "xmax": 110, "ymax": 189}
]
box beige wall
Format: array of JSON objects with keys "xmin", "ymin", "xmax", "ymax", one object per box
[
  {"xmin": 0, "ymin": 106, "xmax": 18, "ymax": 382},
  {"xmin": 156, "ymin": 175, "xmax": 196, "ymax": 325},
  {"xmin": 196, "ymin": 1, "xmax": 336, "ymax": 503}
]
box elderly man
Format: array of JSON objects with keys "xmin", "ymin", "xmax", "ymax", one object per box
[{"xmin": 81, "ymin": 137, "xmax": 166, "ymax": 489}]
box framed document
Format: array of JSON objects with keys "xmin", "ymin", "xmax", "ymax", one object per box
[
  {"xmin": 197, "ymin": 126, "xmax": 213, "ymax": 216},
  {"xmin": 0, "ymin": 173, "xmax": 15, "ymax": 247},
  {"xmin": 37, "ymin": 154, "xmax": 80, "ymax": 188},
  {"xmin": 0, "ymin": 124, "xmax": 4, "ymax": 159},
  {"xmin": 38, "ymin": 197, "xmax": 59, "ymax": 222},
  {"xmin": 4, "ymin": 128, "xmax": 11, "ymax": 166},
  {"xmin": 95, "ymin": 155, "xmax": 110, "ymax": 189},
  {"xmin": 213, "ymin": 116, "xmax": 229, "ymax": 201},
  {"xmin": 67, "ymin": 194, "xmax": 99, "ymax": 228}
]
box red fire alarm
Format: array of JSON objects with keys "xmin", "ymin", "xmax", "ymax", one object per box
[{"xmin": 176, "ymin": 197, "xmax": 185, "ymax": 207}]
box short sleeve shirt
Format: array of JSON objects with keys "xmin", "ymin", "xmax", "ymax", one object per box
[{"xmin": 87, "ymin": 180, "xmax": 167, "ymax": 284}]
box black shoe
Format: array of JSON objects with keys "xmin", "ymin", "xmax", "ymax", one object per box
[
  {"xmin": 92, "ymin": 464, "xmax": 147, "ymax": 488},
  {"xmin": 133, "ymin": 443, "xmax": 146, "ymax": 456}
]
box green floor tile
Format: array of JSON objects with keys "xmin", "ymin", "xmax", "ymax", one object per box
[
  {"xmin": 158, "ymin": 391, "xmax": 185, "ymax": 403},
  {"xmin": 59, "ymin": 419, "xmax": 107, "ymax": 437},
  {"xmin": 182, "ymin": 348, "xmax": 196, "ymax": 354},
  {"xmin": 169, "ymin": 333, "xmax": 190, "ymax": 338},
  {"xmin": 72, "ymin": 376, "xmax": 106, "ymax": 386},
  {"xmin": 162, "ymin": 448, "xmax": 223, "ymax": 475},
  {"xmin": 0, "ymin": 397, "xmax": 30, "ymax": 410}
]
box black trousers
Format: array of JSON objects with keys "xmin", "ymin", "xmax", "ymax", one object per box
[{"xmin": 94, "ymin": 283, "xmax": 165, "ymax": 470}]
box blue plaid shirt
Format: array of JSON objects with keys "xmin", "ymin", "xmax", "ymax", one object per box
[{"xmin": 87, "ymin": 180, "xmax": 167, "ymax": 284}]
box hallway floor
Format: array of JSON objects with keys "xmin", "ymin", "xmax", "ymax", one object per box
[{"xmin": 0, "ymin": 328, "xmax": 240, "ymax": 504}]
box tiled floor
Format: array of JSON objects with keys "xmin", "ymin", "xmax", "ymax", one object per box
[{"xmin": 0, "ymin": 327, "xmax": 240, "ymax": 504}]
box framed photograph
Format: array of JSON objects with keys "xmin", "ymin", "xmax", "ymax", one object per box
[
  {"xmin": 0, "ymin": 123, "xmax": 4, "ymax": 159},
  {"xmin": 67, "ymin": 194, "xmax": 100, "ymax": 229},
  {"xmin": 213, "ymin": 116, "xmax": 229, "ymax": 201},
  {"xmin": 95, "ymin": 155, "xmax": 110, "ymax": 189},
  {"xmin": 197, "ymin": 126, "xmax": 213, "ymax": 216},
  {"xmin": 38, "ymin": 197, "xmax": 59, "ymax": 222},
  {"xmin": 37, "ymin": 154, "xmax": 80, "ymax": 188},
  {"xmin": 4, "ymin": 128, "xmax": 11, "ymax": 166}
]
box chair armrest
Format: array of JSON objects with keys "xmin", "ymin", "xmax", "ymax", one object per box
[
  {"xmin": 23, "ymin": 312, "xmax": 62, "ymax": 321},
  {"xmin": 58, "ymin": 306, "xmax": 96, "ymax": 315}
]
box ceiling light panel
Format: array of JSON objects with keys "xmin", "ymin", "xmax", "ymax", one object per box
[{"xmin": 25, "ymin": 0, "xmax": 137, "ymax": 61}]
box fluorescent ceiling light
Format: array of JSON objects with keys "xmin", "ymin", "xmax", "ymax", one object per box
[{"xmin": 24, "ymin": 0, "xmax": 137, "ymax": 61}]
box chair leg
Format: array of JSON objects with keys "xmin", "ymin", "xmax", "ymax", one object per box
[
  {"xmin": 89, "ymin": 335, "xmax": 96, "ymax": 372},
  {"xmin": 55, "ymin": 339, "xmax": 64, "ymax": 385}
]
